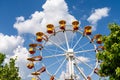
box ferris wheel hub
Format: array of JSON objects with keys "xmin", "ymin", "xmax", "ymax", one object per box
[
  {"xmin": 66, "ymin": 49, "xmax": 74, "ymax": 58},
  {"xmin": 68, "ymin": 49, "xmax": 74, "ymax": 52}
]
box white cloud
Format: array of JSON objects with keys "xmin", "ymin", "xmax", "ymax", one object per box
[
  {"xmin": 16, "ymin": 16, "xmax": 24, "ymax": 22},
  {"xmin": 14, "ymin": 0, "xmax": 76, "ymax": 35},
  {"xmin": 87, "ymin": 7, "xmax": 110, "ymax": 30},
  {"xmin": 12, "ymin": 46, "xmax": 31, "ymax": 80},
  {"xmin": 0, "ymin": 33, "xmax": 24, "ymax": 55},
  {"xmin": 59, "ymin": 71, "xmax": 69, "ymax": 80},
  {"xmin": 0, "ymin": 33, "xmax": 31, "ymax": 80},
  {"xmin": 59, "ymin": 71, "xmax": 80, "ymax": 80},
  {"xmin": 75, "ymin": 56, "xmax": 90, "ymax": 64}
]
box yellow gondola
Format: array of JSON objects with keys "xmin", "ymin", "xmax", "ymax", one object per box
[
  {"xmin": 50, "ymin": 76, "xmax": 54, "ymax": 80},
  {"xmin": 31, "ymin": 72, "xmax": 40, "ymax": 76},
  {"xmin": 95, "ymin": 34, "xmax": 102, "ymax": 44},
  {"xmin": 27, "ymin": 57, "xmax": 35, "ymax": 61},
  {"xmin": 94, "ymin": 68, "xmax": 99, "ymax": 74},
  {"xmin": 97, "ymin": 46, "xmax": 104, "ymax": 51},
  {"xmin": 46, "ymin": 24, "xmax": 55, "ymax": 34},
  {"xmin": 37, "ymin": 66, "xmax": 46, "ymax": 73},
  {"xmin": 29, "ymin": 47, "xmax": 35, "ymax": 54},
  {"xmin": 87, "ymin": 76, "xmax": 91, "ymax": 80},
  {"xmin": 29, "ymin": 44, "xmax": 37, "ymax": 54},
  {"xmin": 84, "ymin": 26, "xmax": 92, "ymax": 35},
  {"xmin": 31, "ymin": 77, "xmax": 37, "ymax": 80},
  {"xmin": 33, "ymin": 56, "xmax": 42, "ymax": 61},
  {"xmin": 27, "ymin": 62, "xmax": 34, "ymax": 69},
  {"xmin": 72, "ymin": 21, "xmax": 79, "ymax": 31},
  {"xmin": 59, "ymin": 20, "xmax": 66, "ymax": 30},
  {"xmin": 31, "ymin": 76, "xmax": 40, "ymax": 80},
  {"xmin": 36, "ymin": 32, "xmax": 44, "ymax": 42},
  {"xmin": 27, "ymin": 56, "xmax": 42, "ymax": 62}
]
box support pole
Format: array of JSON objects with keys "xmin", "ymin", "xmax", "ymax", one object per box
[
  {"xmin": 68, "ymin": 56, "xmax": 74, "ymax": 79},
  {"xmin": 74, "ymin": 63, "xmax": 88, "ymax": 80},
  {"xmin": 67, "ymin": 49, "xmax": 74, "ymax": 80}
]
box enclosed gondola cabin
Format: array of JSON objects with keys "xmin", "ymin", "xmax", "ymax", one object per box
[
  {"xmin": 31, "ymin": 76, "xmax": 38, "ymax": 80},
  {"xmin": 87, "ymin": 76, "xmax": 91, "ymax": 80},
  {"xmin": 94, "ymin": 68, "xmax": 99, "ymax": 74},
  {"xmin": 50, "ymin": 76, "xmax": 54, "ymax": 80},
  {"xmin": 46, "ymin": 24, "xmax": 55, "ymax": 34},
  {"xmin": 31, "ymin": 72, "xmax": 40, "ymax": 80},
  {"xmin": 33, "ymin": 56, "xmax": 43, "ymax": 61},
  {"xmin": 95, "ymin": 34, "xmax": 102, "ymax": 44},
  {"xmin": 31, "ymin": 72, "xmax": 40, "ymax": 76},
  {"xmin": 36, "ymin": 32, "xmax": 44, "ymax": 42},
  {"xmin": 37, "ymin": 67, "xmax": 46, "ymax": 73},
  {"xmin": 27, "ymin": 57, "xmax": 35, "ymax": 62},
  {"xmin": 29, "ymin": 44, "xmax": 37, "ymax": 54},
  {"xmin": 97, "ymin": 46, "xmax": 104, "ymax": 51},
  {"xmin": 27, "ymin": 62, "xmax": 34, "ymax": 69},
  {"xmin": 35, "ymin": 56, "xmax": 42, "ymax": 61},
  {"xmin": 59, "ymin": 20, "xmax": 66, "ymax": 30},
  {"xmin": 27, "ymin": 56, "xmax": 42, "ymax": 62},
  {"xmin": 29, "ymin": 47, "xmax": 35, "ymax": 54},
  {"xmin": 84, "ymin": 26, "xmax": 92, "ymax": 35},
  {"xmin": 72, "ymin": 21, "xmax": 79, "ymax": 31},
  {"xmin": 97, "ymin": 35, "xmax": 102, "ymax": 44}
]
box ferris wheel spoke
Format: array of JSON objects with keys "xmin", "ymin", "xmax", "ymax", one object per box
[
  {"xmin": 74, "ymin": 56, "xmax": 93, "ymax": 70},
  {"xmin": 70, "ymin": 32, "xmax": 75, "ymax": 48},
  {"xmin": 37, "ymin": 76, "xmax": 41, "ymax": 80},
  {"xmin": 75, "ymin": 41, "xmax": 90, "ymax": 51},
  {"xmin": 64, "ymin": 31, "xmax": 70, "ymax": 49},
  {"xmin": 74, "ymin": 63, "xmax": 88, "ymax": 80},
  {"xmin": 43, "ymin": 53, "xmax": 65, "ymax": 59},
  {"xmin": 48, "ymin": 39, "xmax": 67, "ymax": 51},
  {"xmin": 55, "ymin": 33, "xmax": 67, "ymax": 49},
  {"xmin": 43, "ymin": 47, "xmax": 63, "ymax": 53},
  {"xmin": 47, "ymin": 58, "xmax": 64, "ymax": 69},
  {"xmin": 73, "ymin": 35, "xmax": 83, "ymax": 49},
  {"xmin": 54, "ymin": 58, "xmax": 66, "ymax": 75},
  {"xmin": 74, "ymin": 49, "xmax": 96, "ymax": 54}
]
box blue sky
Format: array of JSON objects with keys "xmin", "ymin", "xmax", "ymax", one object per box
[
  {"xmin": 0, "ymin": 0, "xmax": 120, "ymax": 35},
  {"xmin": 0, "ymin": 0, "xmax": 120, "ymax": 80}
]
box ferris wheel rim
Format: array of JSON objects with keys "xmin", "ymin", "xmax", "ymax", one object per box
[{"xmin": 38, "ymin": 25, "xmax": 99, "ymax": 79}]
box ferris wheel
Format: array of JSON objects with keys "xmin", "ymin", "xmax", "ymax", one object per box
[{"xmin": 26, "ymin": 20, "xmax": 104, "ymax": 80}]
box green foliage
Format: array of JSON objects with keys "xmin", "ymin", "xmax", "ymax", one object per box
[
  {"xmin": 0, "ymin": 53, "xmax": 5, "ymax": 65},
  {"xmin": 97, "ymin": 23, "xmax": 120, "ymax": 80},
  {"xmin": 116, "ymin": 67, "xmax": 120, "ymax": 77},
  {"xmin": 0, "ymin": 53, "xmax": 21, "ymax": 80}
]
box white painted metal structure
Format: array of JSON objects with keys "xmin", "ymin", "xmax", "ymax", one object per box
[
  {"xmin": 39, "ymin": 25, "xmax": 99, "ymax": 80},
  {"xmin": 28, "ymin": 23, "xmax": 103, "ymax": 80}
]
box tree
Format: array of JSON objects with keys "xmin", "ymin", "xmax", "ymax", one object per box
[
  {"xmin": 0, "ymin": 53, "xmax": 21, "ymax": 80},
  {"xmin": 97, "ymin": 23, "xmax": 120, "ymax": 80}
]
